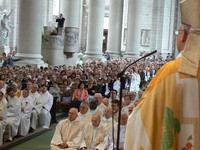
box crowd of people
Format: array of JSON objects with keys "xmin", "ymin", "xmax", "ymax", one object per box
[
  {"xmin": 0, "ymin": 50, "xmax": 16, "ymax": 67},
  {"xmin": 0, "ymin": 51, "xmax": 170, "ymax": 148}
]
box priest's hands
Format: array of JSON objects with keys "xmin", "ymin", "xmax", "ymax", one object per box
[{"xmin": 58, "ymin": 143, "xmax": 68, "ymax": 149}]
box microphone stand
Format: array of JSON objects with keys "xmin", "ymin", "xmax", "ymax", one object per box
[{"xmin": 116, "ymin": 50, "xmax": 157, "ymax": 150}]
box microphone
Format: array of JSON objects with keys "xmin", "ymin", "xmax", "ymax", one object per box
[
  {"xmin": 115, "ymin": 50, "xmax": 157, "ymax": 150},
  {"xmin": 117, "ymin": 50, "xmax": 157, "ymax": 78}
]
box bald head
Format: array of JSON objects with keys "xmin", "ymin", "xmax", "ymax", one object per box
[
  {"xmin": 92, "ymin": 114, "xmax": 101, "ymax": 127},
  {"xmin": 31, "ymin": 84, "xmax": 38, "ymax": 93},
  {"xmin": 104, "ymin": 106, "xmax": 112, "ymax": 119},
  {"xmin": 94, "ymin": 93, "xmax": 103, "ymax": 105},
  {"xmin": 121, "ymin": 113, "xmax": 128, "ymax": 125},
  {"xmin": 79, "ymin": 102, "xmax": 89, "ymax": 114},
  {"xmin": 68, "ymin": 108, "xmax": 78, "ymax": 121},
  {"xmin": 176, "ymin": 24, "xmax": 189, "ymax": 53},
  {"xmin": 102, "ymin": 97, "xmax": 109, "ymax": 106}
]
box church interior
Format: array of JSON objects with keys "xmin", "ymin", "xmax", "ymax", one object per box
[{"xmin": 0, "ymin": 0, "xmax": 188, "ymax": 150}]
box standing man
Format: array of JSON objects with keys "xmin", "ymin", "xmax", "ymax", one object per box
[
  {"xmin": 39, "ymin": 84, "xmax": 53, "ymax": 129},
  {"xmin": 125, "ymin": 1, "xmax": 200, "ymax": 149},
  {"xmin": 56, "ymin": 13, "xmax": 65, "ymax": 33}
]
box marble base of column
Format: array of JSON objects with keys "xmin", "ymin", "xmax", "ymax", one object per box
[
  {"xmin": 14, "ymin": 53, "xmax": 47, "ymax": 67},
  {"xmin": 84, "ymin": 52, "xmax": 103, "ymax": 60},
  {"xmin": 123, "ymin": 52, "xmax": 140, "ymax": 58},
  {"xmin": 106, "ymin": 50, "xmax": 121, "ymax": 58},
  {"xmin": 64, "ymin": 27, "xmax": 79, "ymax": 53},
  {"xmin": 0, "ymin": 45, "xmax": 10, "ymax": 55}
]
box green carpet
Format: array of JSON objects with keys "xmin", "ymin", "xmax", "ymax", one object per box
[{"xmin": 9, "ymin": 129, "xmax": 55, "ymax": 150}]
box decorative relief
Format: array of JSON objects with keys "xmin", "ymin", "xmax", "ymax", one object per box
[
  {"xmin": 42, "ymin": 35, "xmax": 64, "ymax": 48},
  {"xmin": 140, "ymin": 29, "xmax": 150, "ymax": 47},
  {"xmin": 65, "ymin": 30, "xmax": 79, "ymax": 47}
]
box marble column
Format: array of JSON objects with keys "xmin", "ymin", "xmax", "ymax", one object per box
[
  {"xmin": 60, "ymin": 0, "xmax": 80, "ymax": 53},
  {"xmin": 84, "ymin": 0, "xmax": 105, "ymax": 59},
  {"xmin": 124, "ymin": 0, "xmax": 142, "ymax": 57},
  {"xmin": 107, "ymin": 0, "xmax": 124, "ymax": 58},
  {"xmin": 15, "ymin": 0, "xmax": 46, "ymax": 67},
  {"xmin": 10, "ymin": 0, "xmax": 18, "ymax": 50}
]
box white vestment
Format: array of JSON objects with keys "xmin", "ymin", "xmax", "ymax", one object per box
[
  {"xmin": 0, "ymin": 87, "xmax": 6, "ymax": 94},
  {"xmin": 80, "ymin": 123, "xmax": 108, "ymax": 150},
  {"xmin": 18, "ymin": 95, "xmax": 33, "ymax": 136},
  {"xmin": 77, "ymin": 112, "xmax": 92, "ymax": 126},
  {"xmin": 0, "ymin": 99, "xmax": 7, "ymax": 145},
  {"xmin": 130, "ymin": 73, "xmax": 141, "ymax": 93},
  {"xmin": 30, "ymin": 91, "xmax": 42, "ymax": 129},
  {"xmin": 108, "ymin": 124, "xmax": 126, "ymax": 150},
  {"xmin": 122, "ymin": 105, "xmax": 130, "ymax": 115},
  {"xmin": 39, "ymin": 91, "xmax": 53, "ymax": 128},
  {"xmin": 113, "ymin": 80, "xmax": 120, "ymax": 97},
  {"xmin": 96, "ymin": 103, "xmax": 106, "ymax": 117},
  {"xmin": 51, "ymin": 119, "xmax": 83, "ymax": 150},
  {"xmin": 6, "ymin": 96, "xmax": 21, "ymax": 141},
  {"xmin": 101, "ymin": 116, "xmax": 116, "ymax": 131}
]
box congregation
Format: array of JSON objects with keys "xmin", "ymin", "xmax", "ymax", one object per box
[{"xmin": 0, "ymin": 51, "xmax": 169, "ymax": 149}]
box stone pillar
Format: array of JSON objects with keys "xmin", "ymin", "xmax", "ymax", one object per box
[
  {"xmin": 124, "ymin": 0, "xmax": 142, "ymax": 57},
  {"xmin": 15, "ymin": 0, "xmax": 46, "ymax": 67},
  {"xmin": 107, "ymin": 0, "xmax": 124, "ymax": 58},
  {"xmin": 60, "ymin": 0, "xmax": 80, "ymax": 53},
  {"xmin": 10, "ymin": 0, "xmax": 18, "ymax": 50},
  {"xmin": 44, "ymin": 0, "xmax": 53, "ymax": 26},
  {"xmin": 84, "ymin": 0, "xmax": 105, "ymax": 59},
  {"xmin": 79, "ymin": 0, "xmax": 87, "ymax": 53}
]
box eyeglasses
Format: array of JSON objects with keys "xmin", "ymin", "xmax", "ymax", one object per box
[{"xmin": 175, "ymin": 29, "xmax": 183, "ymax": 36}]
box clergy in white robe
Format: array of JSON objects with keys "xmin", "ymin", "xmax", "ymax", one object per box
[
  {"xmin": 113, "ymin": 80, "xmax": 120, "ymax": 97},
  {"xmin": 51, "ymin": 108, "xmax": 83, "ymax": 150},
  {"xmin": 111, "ymin": 100, "xmax": 119, "ymax": 122},
  {"xmin": 6, "ymin": 87, "xmax": 21, "ymax": 141},
  {"xmin": 39, "ymin": 84, "xmax": 53, "ymax": 129},
  {"xmin": 122, "ymin": 95, "xmax": 131, "ymax": 115},
  {"xmin": 108, "ymin": 113, "xmax": 128, "ymax": 150},
  {"xmin": 80, "ymin": 114, "xmax": 108, "ymax": 150},
  {"xmin": 101, "ymin": 106, "xmax": 116, "ymax": 131},
  {"xmin": 89, "ymin": 100, "xmax": 101, "ymax": 116},
  {"xmin": 77, "ymin": 101, "xmax": 92, "ymax": 126},
  {"xmin": 30, "ymin": 84, "xmax": 42, "ymax": 130},
  {"xmin": 130, "ymin": 71, "xmax": 141, "ymax": 93},
  {"xmin": 95, "ymin": 93, "xmax": 107, "ymax": 117},
  {"xmin": 0, "ymin": 91, "xmax": 7, "ymax": 146},
  {"xmin": 102, "ymin": 97, "xmax": 109, "ymax": 107},
  {"xmin": 18, "ymin": 89, "xmax": 33, "ymax": 136}
]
